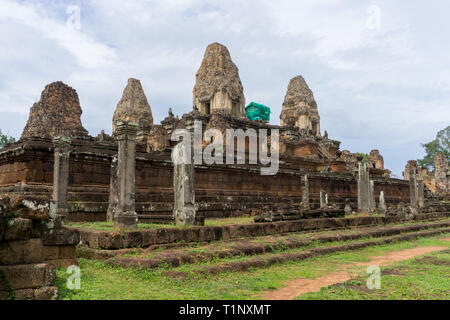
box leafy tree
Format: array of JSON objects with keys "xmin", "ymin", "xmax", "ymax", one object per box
[
  {"xmin": 355, "ymin": 152, "xmax": 369, "ymax": 163},
  {"xmin": 417, "ymin": 126, "xmax": 449, "ymax": 170},
  {"xmin": 0, "ymin": 129, "xmax": 16, "ymax": 149}
]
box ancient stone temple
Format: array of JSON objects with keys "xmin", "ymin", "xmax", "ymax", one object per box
[
  {"xmin": 403, "ymin": 154, "xmax": 449, "ymax": 197},
  {"xmin": 0, "ymin": 42, "xmax": 412, "ymax": 225},
  {"xmin": 21, "ymin": 81, "xmax": 88, "ymax": 139},
  {"xmin": 193, "ymin": 42, "xmax": 245, "ymax": 118},
  {"xmin": 280, "ymin": 76, "xmax": 321, "ymax": 137},
  {"xmin": 112, "ymin": 78, "xmax": 154, "ymax": 142},
  {"xmin": 369, "ymin": 150, "xmax": 384, "ymax": 169}
]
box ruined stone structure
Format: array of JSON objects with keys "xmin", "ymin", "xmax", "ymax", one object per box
[
  {"xmin": 369, "ymin": 150, "xmax": 384, "ymax": 169},
  {"xmin": 193, "ymin": 43, "xmax": 245, "ymax": 118},
  {"xmin": 0, "ymin": 43, "xmax": 412, "ymax": 225},
  {"xmin": 21, "ymin": 81, "xmax": 88, "ymax": 139},
  {"xmin": 0, "ymin": 196, "xmax": 79, "ymax": 300},
  {"xmin": 403, "ymin": 153, "xmax": 449, "ymax": 197},
  {"xmin": 403, "ymin": 160, "xmax": 418, "ymax": 182},
  {"xmin": 434, "ymin": 152, "xmax": 449, "ymax": 195},
  {"xmin": 280, "ymin": 76, "xmax": 320, "ymax": 136},
  {"xmin": 113, "ymin": 78, "xmax": 153, "ymax": 142}
]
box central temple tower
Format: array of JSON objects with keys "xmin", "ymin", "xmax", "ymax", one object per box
[{"xmin": 193, "ymin": 43, "xmax": 245, "ymax": 118}]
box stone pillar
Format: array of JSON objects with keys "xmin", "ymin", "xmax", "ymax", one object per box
[
  {"xmin": 319, "ymin": 190, "xmax": 327, "ymax": 209},
  {"xmin": 173, "ymin": 139, "xmax": 196, "ymax": 226},
  {"xmin": 434, "ymin": 152, "xmax": 448, "ymax": 195},
  {"xmin": 357, "ymin": 162, "xmax": 370, "ymax": 212},
  {"xmin": 107, "ymin": 155, "xmax": 118, "ymax": 223},
  {"xmin": 409, "ymin": 169, "xmax": 417, "ymax": 209},
  {"xmin": 379, "ymin": 191, "xmax": 387, "ymax": 213},
  {"xmin": 302, "ymin": 175, "xmax": 310, "ymax": 209},
  {"xmin": 114, "ymin": 121, "xmax": 138, "ymax": 229},
  {"xmin": 369, "ymin": 180, "xmax": 376, "ymax": 213},
  {"xmin": 51, "ymin": 136, "xmax": 71, "ymax": 227},
  {"xmin": 417, "ymin": 180, "xmax": 425, "ymax": 208}
]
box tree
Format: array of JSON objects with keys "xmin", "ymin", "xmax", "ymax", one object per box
[
  {"xmin": 355, "ymin": 152, "xmax": 369, "ymax": 163},
  {"xmin": 417, "ymin": 126, "xmax": 449, "ymax": 170},
  {"xmin": 0, "ymin": 129, "xmax": 16, "ymax": 149}
]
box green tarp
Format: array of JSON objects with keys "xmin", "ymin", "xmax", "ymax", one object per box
[{"xmin": 245, "ymin": 102, "xmax": 271, "ymax": 122}]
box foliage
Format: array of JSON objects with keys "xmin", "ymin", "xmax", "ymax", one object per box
[
  {"xmin": 0, "ymin": 129, "xmax": 16, "ymax": 149},
  {"xmin": 417, "ymin": 126, "xmax": 449, "ymax": 170},
  {"xmin": 355, "ymin": 153, "xmax": 369, "ymax": 163}
]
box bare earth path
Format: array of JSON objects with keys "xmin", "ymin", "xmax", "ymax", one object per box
[{"xmin": 261, "ymin": 244, "xmax": 449, "ymax": 300}]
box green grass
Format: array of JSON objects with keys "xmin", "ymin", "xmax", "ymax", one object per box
[
  {"xmin": 204, "ymin": 216, "xmax": 253, "ymax": 226},
  {"xmin": 66, "ymin": 221, "xmax": 177, "ymax": 231},
  {"xmin": 55, "ymin": 234, "xmax": 450, "ymax": 300},
  {"xmin": 297, "ymin": 248, "xmax": 450, "ymax": 300},
  {"xmin": 66, "ymin": 216, "xmax": 254, "ymax": 231}
]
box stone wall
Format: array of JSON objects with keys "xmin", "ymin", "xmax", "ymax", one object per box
[
  {"xmin": 0, "ymin": 197, "xmax": 79, "ymax": 300},
  {"xmin": 0, "ymin": 137, "xmax": 410, "ymax": 222}
]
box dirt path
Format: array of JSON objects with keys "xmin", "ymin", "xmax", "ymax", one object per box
[{"xmin": 261, "ymin": 245, "xmax": 449, "ymax": 300}]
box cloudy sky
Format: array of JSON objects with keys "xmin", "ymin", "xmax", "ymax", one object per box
[{"xmin": 0, "ymin": 0, "xmax": 449, "ymax": 176}]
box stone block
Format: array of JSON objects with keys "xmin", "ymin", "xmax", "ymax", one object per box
[
  {"xmin": 4, "ymin": 218, "xmax": 32, "ymax": 241},
  {"xmin": 0, "ymin": 263, "xmax": 55, "ymax": 290},
  {"xmin": 14, "ymin": 288, "xmax": 35, "ymax": 300},
  {"xmin": 43, "ymin": 246, "xmax": 60, "ymax": 260},
  {"xmin": 34, "ymin": 286, "xmax": 58, "ymax": 300},
  {"xmin": 59, "ymin": 245, "xmax": 77, "ymax": 259},
  {"xmin": 42, "ymin": 227, "xmax": 80, "ymax": 246},
  {"xmin": 0, "ymin": 238, "xmax": 44, "ymax": 265}
]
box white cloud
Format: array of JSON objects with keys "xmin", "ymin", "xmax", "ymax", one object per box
[{"xmin": 0, "ymin": 0, "xmax": 448, "ymax": 175}]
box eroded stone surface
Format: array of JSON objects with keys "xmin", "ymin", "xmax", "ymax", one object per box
[
  {"xmin": 280, "ymin": 76, "xmax": 320, "ymax": 136},
  {"xmin": 193, "ymin": 43, "xmax": 245, "ymax": 118},
  {"xmin": 21, "ymin": 82, "xmax": 88, "ymax": 139},
  {"xmin": 113, "ymin": 78, "xmax": 153, "ymax": 136}
]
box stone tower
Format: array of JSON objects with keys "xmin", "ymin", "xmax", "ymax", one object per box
[
  {"xmin": 403, "ymin": 160, "xmax": 418, "ymax": 181},
  {"xmin": 369, "ymin": 150, "xmax": 385, "ymax": 169},
  {"xmin": 113, "ymin": 78, "xmax": 153, "ymax": 140},
  {"xmin": 280, "ymin": 76, "xmax": 320, "ymax": 136},
  {"xmin": 193, "ymin": 42, "xmax": 245, "ymax": 118},
  {"xmin": 21, "ymin": 81, "xmax": 88, "ymax": 139}
]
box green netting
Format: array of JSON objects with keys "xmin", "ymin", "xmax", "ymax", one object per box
[{"xmin": 245, "ymin": 102, "xmax": 271, "ymax": 121}]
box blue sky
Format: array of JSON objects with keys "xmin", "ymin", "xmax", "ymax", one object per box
[{"xmin": 0, "ymin": 0, "xmax": 449, "ymax": 176}]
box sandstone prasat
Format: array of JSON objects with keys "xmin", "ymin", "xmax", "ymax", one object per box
[{"xmin": 1, "ymin": 42, "xmax": 446, "ymax": 228}]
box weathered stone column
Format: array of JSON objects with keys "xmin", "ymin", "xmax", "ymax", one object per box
[
  {"xmin": 417, "ymin": 179, "xmax": 425, "ymax": 209},
  {"xmin": 107, "ymin": 155, "xmax": 118, "ymax": 223},
  {"xmin": 319, "ymin": 190, "xmax": 328, "ymax": 209},
  {"xmin": 114, "ymin": 121, "xmax": 138, "ymax": 229},
  {"xmin": 409, "ymin": 169, "xmax": 417, "ymax": 209},
  {"xmin": 173, "ymin": 139, "xmax": 196, "ymax": 226},
  {"xmin": 369, "ymin": 180, "xmax": 376, "ymax": 213},
  {"xmin": 344, "ymin": 199, "xmax": 352, "ymax": 214},
  {"xmin": 434, "ymin": 152, "xmax": 448, "ymax": 195},
  {"xmin": 357, "ymin": 162, "xmax": 370, "ymax": 212},
  {"xmin": 302, "ymin": 175, "xmax": 310, "ymax": 209},
  {"xmin": 51, "ymin": 136, "xmax": 71, "ymax": 227},
  {"xmin": 379, "ymin": 190, "xmax": 387, "ymax": 213}
]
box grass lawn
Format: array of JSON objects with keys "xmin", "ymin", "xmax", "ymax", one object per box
[
  {"xmin": 65, "ymin": 216, "xmax": 254, "ymax": 231},
  {"xmin": 297, "ymin": 248, "xmax": 450, "ymax": 300},
  {"xmin": 55, "ymin": 234, "xmax": 450, "ymax": 300}
]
